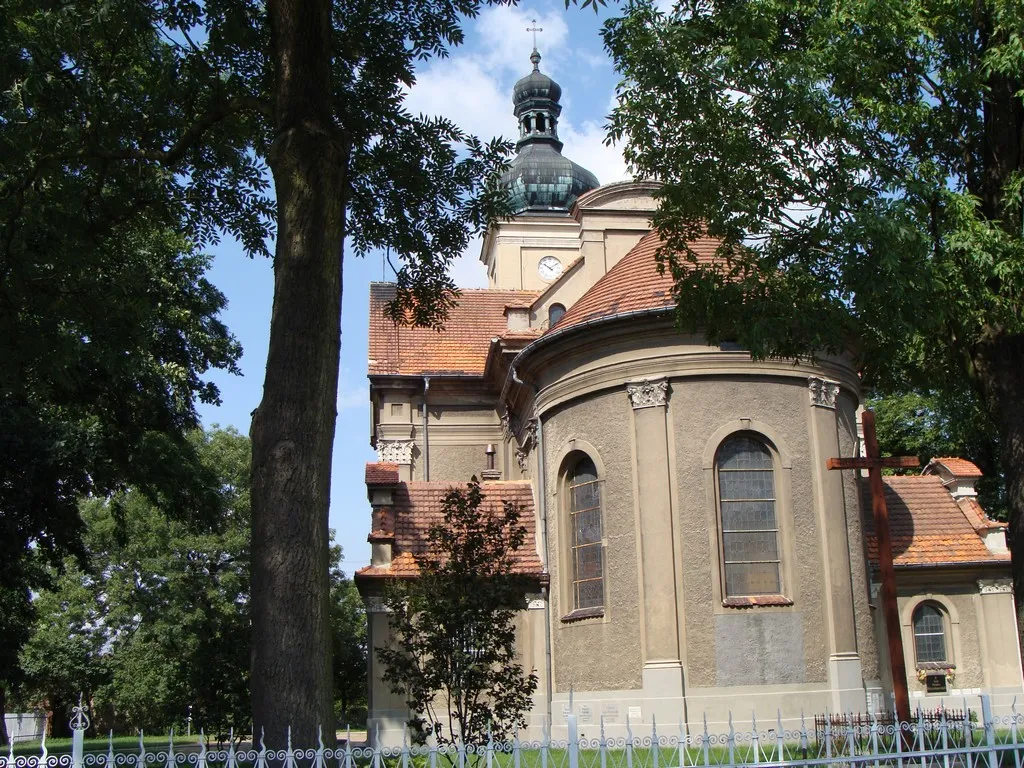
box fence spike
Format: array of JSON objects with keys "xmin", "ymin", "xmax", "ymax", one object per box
[
  {"xmin": 343, "ymin": 727, "xmax": 353, "ymax": 768},
  {"xmin": 799, "ymin": 712, "xmax": 809, "ymax": 763},
  {"xmin": 165, "ymin": 728, "xmax": 175, "ymax": 768},
  {"xmin": 702, "ymin": 713, "xmax": 710, "ymax": 768},
  {"xmin": 776, "ymin": 710, "xmax": 785, "ymax": 763},
  {"xmin": 197, "ymin": 730, "xmax": 206, "ymax": 768}
]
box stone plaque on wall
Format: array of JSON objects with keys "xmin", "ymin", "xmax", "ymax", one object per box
[
  {"xmin": 628, "ymin": 706, "xmax": 642, "ymax": 721},
  {"xmin": 580, "ymin": 705, "xmax": 592, "ymax": 724},
  {"xmin": 601, "ymin": 703, "xmax": 620, "ymax": 723}
]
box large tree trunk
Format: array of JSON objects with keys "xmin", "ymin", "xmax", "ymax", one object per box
[
  {"xmin": 974, "ymin": 331, "xmax": 1024, "ymax": 678},
  {"xmin": 251, "ymin": 0, "xmax": 348, "ymax": 749},
  {"xmin": 0, "ymin": 685, "xmax": 9, "ymax": 747}
]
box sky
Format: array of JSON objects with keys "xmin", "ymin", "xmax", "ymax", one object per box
[{"xmin": 196, "ymin": 1, "xmax": 631, "ymax": 576}]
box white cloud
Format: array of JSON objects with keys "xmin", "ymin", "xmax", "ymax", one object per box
[
  {"xmin": 560, "ymin": 119, "xmax": 630, "ymax": 186},
  {"xmin": 476, "ymin": 6, "xmax": 570, "ymax": 77}
]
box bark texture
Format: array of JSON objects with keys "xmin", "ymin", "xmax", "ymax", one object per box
[
  {"xmin": 251, "ymin": 0, "xmax": 348, "ymax": 748},
  {"xmin": 974, "ymin": 332, "xmax": 1024, "ymax": 676}
]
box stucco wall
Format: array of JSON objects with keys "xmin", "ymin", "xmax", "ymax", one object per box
[
  {"xmin": 671, "ymin": 376, "xmax": 829, "ymax": 687},
  {"xmin": 543, "ymin": 388, "xmax": 644, "ymax": 691},
  {"xmin": 420, "ymin": 443, "xmax": 490, "ymax": 482}
]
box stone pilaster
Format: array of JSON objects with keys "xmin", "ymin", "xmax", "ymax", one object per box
[
  {"xmin": 976, "ymin": 578, "xmax": 1022, "ymax": 690},
  {"xmin": 626, "ymin": 378, "xmax": 685, "ymax": 720},
  {"xmin": 806, "ymin": 376, "xmax": 865, "ymax": 712}
]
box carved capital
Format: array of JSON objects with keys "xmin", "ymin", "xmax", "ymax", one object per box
[
  {"xmin": 978, "ymin": 578, "xmax": 1013, "ymax": 595},
  {"xmin": 808, "ymin": 376, "xmax": 840, "ymax": 409},
  {"xmin": 364, "ymin": 595, "xmax": 391, "ymax": 614},
  {"xmin": 626, "ymin": 378, "xmax": 669, "ymax": 409},
  {"xmin": 515, "ymin": 447, "xmax": 529, "ymax": 472},
  {"xmin": 377, "ymin": 439, "xmax": 414, "ymax": 464}
]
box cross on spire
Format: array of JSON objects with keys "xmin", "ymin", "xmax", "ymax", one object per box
[{"xmin": 527, "ymin": 19, "xmax": 543, "ymax": 52}]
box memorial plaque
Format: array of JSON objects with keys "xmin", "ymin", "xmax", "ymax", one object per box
[
  {"xmin": 602, "ymin": 703, "xmax": 620, "ymax": 723},
  {"xmin": 580, "ymin": 704, "xmax": 592, "ymax": 723},
  {"xmin": 628, "ymin": 706, "xmax": 642, "ymax": 721}
]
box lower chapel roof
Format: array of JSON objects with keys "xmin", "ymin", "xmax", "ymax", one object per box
[
  {"xmin": 355, "ymin": 478, "xmax": 544, "ymax": 581},
  {"xmin": 862, "ymin": 475, "xmax": 1007, "ymax": 569},
  {"xmin": 356, "ymin": 467, "xmax": 1005, "ymax": 581}
]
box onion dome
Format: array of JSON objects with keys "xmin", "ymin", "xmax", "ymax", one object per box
[{"xmin": 501, "ymin": 49, "xmax": 599, "ymax": 215}]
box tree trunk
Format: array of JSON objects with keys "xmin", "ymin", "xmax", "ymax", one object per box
[
  {"xmin": 973, "ymin": 331, "xmax": 1024, "ymax": 678},
  {"xmin": 251, "ymin": 0, "xmax": 348, "ymax": 749},
  {"xmin": 0, "ymin": 685, "xmax": 9, "ymax": 747}
]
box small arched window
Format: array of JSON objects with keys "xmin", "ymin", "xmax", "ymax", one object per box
[
  {"xmin": 913, "ymin": 603, "xmax": 949, "ymax": 664},
  {"xmin": 536, "ymin": 114, "xmax": 546, "ymax": 132},
  {"xmin": 569, "ymin": 456, "xmax": 603, "ymax": 610},
  {"xmin": 716, "ymin": 435, "xmax": 781, "ymax": 597},
  {"xmin": 549, "ymin": 303, "xmax": 566, "ymax": 326},
  {"xmin": 522, "ymin": 116, "xmax": 533, "ymax": 134}
]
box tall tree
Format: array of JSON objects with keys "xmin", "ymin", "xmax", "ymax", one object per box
[
  {"xmin": 2, "ymin": 0, "xmax": 531, "ymax": 744},
  {"xmin": 605, "ymin": 0, "xmax": 1024, "ymax": 648},
  {"xmin": 377, "ymin": 480, "xmax": 537, "ymax": 748},
  {"xmin": 329, "ymin": 564, "xmax": 366, "ymax": 728}
]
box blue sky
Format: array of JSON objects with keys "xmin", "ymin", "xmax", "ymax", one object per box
[{"xmin": 196, "ymin": 1, "xmax": 630, "ymax": 576}]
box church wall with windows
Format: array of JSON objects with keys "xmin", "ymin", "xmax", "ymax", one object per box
[{"xmin": 358, "ymin": 46, "xmax": 1022, "ymax": 747}]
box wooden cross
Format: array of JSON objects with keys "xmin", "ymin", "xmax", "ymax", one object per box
[
  {"xmin": 527, "ymin": 19, "xmax": 543, "ymax": 50},
  {"xmin": 827, "ymin": 409, "xmax": 919, "ymax": 724}
]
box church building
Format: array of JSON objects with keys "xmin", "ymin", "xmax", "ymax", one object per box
[{"xmin": 355, "ymin": 49, "xmax": 1022, "ymax": 745}]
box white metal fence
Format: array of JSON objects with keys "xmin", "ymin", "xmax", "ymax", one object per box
[{"xmin": 5, "ymin": 696, "xmax": 1024, "ymax": 768}]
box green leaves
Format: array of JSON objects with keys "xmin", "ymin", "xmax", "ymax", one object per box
[
  {"xmin": 605, "ymin": 0, "xmax": 1023, "ymax": 383},
  {"xmin": 378, "ymin": 480, "xmax": 537, "ymax": 748}
]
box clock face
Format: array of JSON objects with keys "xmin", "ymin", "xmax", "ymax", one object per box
[{"xmin": 538, "ymin": 255, "xmax": 563, "ymax": 281}]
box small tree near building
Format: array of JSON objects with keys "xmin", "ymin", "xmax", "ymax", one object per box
[{"xmin": 378, "ymin": 480, "xmax": 538, "ymax": 747}]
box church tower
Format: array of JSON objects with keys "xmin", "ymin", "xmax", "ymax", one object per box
[
  {"xmin": 502, "ymin": 48, "xmax": 599, "ymax": 214},
  {"xmin": 481, "ymin": 49, "xmax": 601, "ymax": 291}
]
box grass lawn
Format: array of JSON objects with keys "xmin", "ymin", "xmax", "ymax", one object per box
[{"xmin": 10, "ymin": 735, "xmax": 201, "ymax": 757}]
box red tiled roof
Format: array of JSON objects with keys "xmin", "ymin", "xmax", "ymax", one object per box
[
  {"xmin": 368, "ymin": 283, "xmax": 540, "ymax": 376},
  {"xmin": 365, "ymin": 462, "xmax": 399, "ymax": 485},
  {"xmin": 929, "ymin": 457, "xmax": 983, "ymax": 477},
  {"xmin": 862, "ymin": 476, "xmax": 1007, "ymax": 567},
  {"xmin": 551, "ymin": 231, "xmax": 721, "ymax": 332},
  {"xmin": 356, "ymin": 481, "xmax": 544, "ymax": 580}
]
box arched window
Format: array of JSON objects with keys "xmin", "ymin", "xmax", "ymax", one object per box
[
  {"xmin": 536, "ymin": 114, "xmax": 546, "ymax": 132},
  {"xmin": 569, "ymin": 456, "xmax": 603, "ymax": 610},
  {"xmin": 716, "ymin": 435, "xmax": 781, "ymax": 597},
  {"xmin": 913, "ymin": 603, "xmax": 948, "ymax": 664},
  {"xmin": 549, "ymin": 303, "xmax": 566, "ymax": 326}
]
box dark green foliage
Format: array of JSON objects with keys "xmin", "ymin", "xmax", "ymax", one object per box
[
  {"xmin": 378, "ymin": 480, "xmax": 537, "ymax": 747},
  {"xmin": 17, "ymin": 428, "xmax": 251, "ymax": 737},
  {"xmin": 330, "ymin": 568, "xmax": 367, "ymax": 728}
]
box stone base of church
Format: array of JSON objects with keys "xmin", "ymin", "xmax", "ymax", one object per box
[{"xmin": 828, "ymin": 652, "xmax": 869, "ymax": 713}]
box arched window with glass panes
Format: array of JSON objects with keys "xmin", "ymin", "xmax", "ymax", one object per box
[
  {"xmin": 715, "ymin": 435, "xmax": 782, "ymax": 598},
  {"xmin": 913, "ymin": 603, "xmax": 949, "ymax": 664},
  {"xmin": 568, "ymin": 456, "xmax": 603, "ymax": 611}
]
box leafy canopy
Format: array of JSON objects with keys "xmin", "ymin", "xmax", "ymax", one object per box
[
  {"xmin": 378, "ymin": 480, "xmax": 538, "ymax": 747},
  {"xmin": 604, "ymin": 0, "xmax": 1024, "ymax": 388}
]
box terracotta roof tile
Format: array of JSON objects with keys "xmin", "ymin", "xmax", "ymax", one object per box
[
  {"xmin": 368, "ymin": 283, "xmax": 540, "ymax": 376},
  {"xmin": 958, "ymin": 496, "xmax": 1006, "ymax": 532},
  {"xmin": 861, "ymin": 476, "xmax": 1007, "ymax": 567},
  {"xmin": 929, "ymin": 457, "xmax": 983, "ymax": 477},
  {"xmin": 365, "ymin": 462, "xmax": 400, "ymax": 485},
  {"xmin": 551, "ymin": 231, "xmax": 721, "ymax": 332},
  {"xmin": 356, "ymin": 481, "xmax": 544, "ymax": 580}
]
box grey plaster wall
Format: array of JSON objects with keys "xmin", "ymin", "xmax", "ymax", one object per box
[
  {"xmin": 421, "ymin": 443, "xmax": 491, "ymax": 482},
  {"xmin": 837, "ymin": 393, "xmax": 881, "ymax": 681},
  {"xmin": 672, "ymin": 377, "xmax": 828, "ymax": 687},
  {"xmin": 543, "ymin": 389, "xmax": 643, "ymax": 691},
  {"xmin": 714, "ymin": 613, "xmax": 806, "ymax": 685}
]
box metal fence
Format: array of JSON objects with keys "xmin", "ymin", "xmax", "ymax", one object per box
[{"xmin": 5, "ymin": 696, "xmax": 1024, "ymax": 768}]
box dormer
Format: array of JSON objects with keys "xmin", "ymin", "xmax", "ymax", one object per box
[{"xmin": 923, "ymin": 457, "xmax": 1007, "ymax": 555}]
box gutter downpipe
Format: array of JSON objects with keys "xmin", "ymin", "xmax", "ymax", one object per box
[
  {"xmin": 423, "ymin": 376, "xmax": 430, "ymax": 481},
  {"xmin": 512, "ymin": 366, "xmax": 554, "ymax": 732}
]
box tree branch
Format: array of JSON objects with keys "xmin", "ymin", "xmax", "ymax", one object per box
[{"xmin": 90, "ymin": 96, "xmax": 272, "ymax": 166}]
